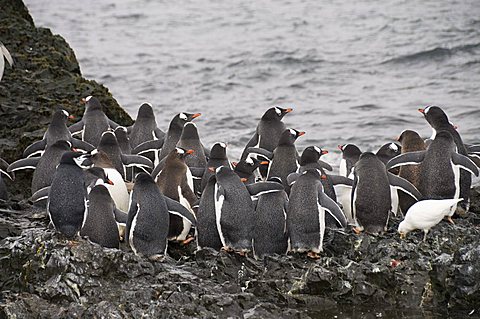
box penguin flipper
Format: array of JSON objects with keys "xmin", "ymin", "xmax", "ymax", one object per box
[
  {"xmin": 0, "ymin": 43, "xmax": 13, "ymax": 67},
  {"xmin": 317, "ymin": 186, "xmax": 347, "ymax": 228},
  {"xmin": 71, "ymin": 138, "xmax": 95, "ymax": 152},
  {"xmin": 164, "ymin": 197, "xmax": 197, "ymax": 226},
  {"xmin": 318, "ymin": 160, "xmax": 333, "ymax": 172},
  {"xmin": 240, "ymin": 133, "xmax": 259, "ymax": 160},
  {"xmin": 121, "ymin": 154, "xmax": 154, "ymax": 169},
  {"xmin": 151, "ymin": 158, "xmax": 166, "ymax": 180},
  {"xmin": 68, "ymin": 121, "xmax": 84, "ymax": 135},
  {"xmin": 452, "ymin": 153, "xmax": 479, "ymax": 176},
  {"xmin": 0, "ymin": 158, "xmax": 14, "ymax": 180},
  {"xmin": 387, "ymin": 172, "xmax": 422, "ymax": 201},
  {"xmin": 246, "ymin": 147, "xmax": 273, "ymax": 160},
  {"xmin": 465, "ymin": 144, "xmax": 480, "ymax": 153},
  {"xmin": 386, "ymin": 151, "xmax": 425, "ymax": 170},
  {"xmin": 131, "ymin": 139, "xmax": 164, "ymax": 155},
  {"xmin": 114, "ymin": 207, "xmax": 128, "ymax": 225},
  {"xmin": 125, "ymin": 200, "xmax": 139, "ymax": 245},
  {"xmin": 329, "ymin": 175, "xmax": 353, "ymax": 187},
  {"xmin": 8, "ymin": 157, "xmax": 40, "ymax": 172},
  {"xmin": 30, "ymin": 186, "xmax": 50, "ymax": 204},
  {"xmin": 23, "ymin": 139, "xmax": 47, "ymax": 158},
  {"xmin": 246, "ymin": 181, "xmax": 284, "ymax": 197},
  {"xmin": 287, "ymin": 172, "xmax": 301, "ymax": 186}
]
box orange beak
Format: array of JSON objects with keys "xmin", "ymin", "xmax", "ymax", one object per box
[
  {"xmin": 338, "ymin": 144, "xmax": 344, "ymax": 151},
  {"xmin": 107, "ymin": 179, "xmax": 114, "ymax": 185},
  {"xmin": 260, "ymin": 161, "xmax": 270, "ymax": 165},
  {"xmin": 72, "ymin": 147, "xmax": 79, "ymax": 152},
  {"xmin": 321, "ymin": 175, "xmax": 327, "ymax": 180},
  {"xmin": 192, "ymin": 113, "xmax": 201, "ymax": 119},
  {"xmin": 208, "ymin": 167, "xmax": 215, "ymax": 172},
  {"xmin": 240, "ymin": 178, "xmax": 248, "ymax": 183},
  {"xmin": 297, "ymin": 131, "xmax": 306, "ymax": 137},
  {"xmin": 418, "ymin": 108, "xmax": 425, "ymax": 114},
  {"xmin": 231, "ymin": 161, "xmax": 238, "ymax": 168},
  {"xmin": 186, "ymin": 149, "xmax": 195, "ymax": 155},
  {"xmin": 68, "ymin": 115, "xmax": 75, "ymax": 120},
  {"xmin": 285, "ymin": 108, "xmax": 293, "ymax": 113},
  {"xmin": 321, "ymin": 150, "xmax": 328, "ymax": 155}
]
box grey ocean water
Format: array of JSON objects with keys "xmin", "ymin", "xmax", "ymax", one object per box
[{"xmin": 25, "ymin": 0, "xmax": 480, "ymax": 163}]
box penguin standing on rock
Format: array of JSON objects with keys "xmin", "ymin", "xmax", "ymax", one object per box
[
  {"xmin": 156, "ymin": 148, "xmax": 197, "ymax": 242},
  {"xmin": 47, "ymin": 151, "xmax": 92, "ymax": 238},
  {"xmin": 419, "ymin": 106, "xmax": 472, "ymax": 213},
  {"xmin": 69, "ymin": 96, "xmax": 120, "ymax": 147},
  {"xmin": 214, "ymin": 166, "xmax": 255, "ymax": 254},
  {"xmin": 386, "ymin": 131, "xmax": 478, "ymax": 222},
  {"xmin": 159, "ymin": 112, "xmax": 201, "ymax": 161},
  {"xmin": 197, "ymin": 173, "xmax": 223, "ymax": 251},
  {"xmin": 246, "ymin": 179, "xmax": 288, "ymax": 259},
  {"xmin": 126, "ymin": 173, "xmax": 196, "ymax": 259},
  {"xmin": 352, "ymin": 152, "xmax": 422, "ymax": 234},
  {"xmin": 287, "ymin": 169, "xmax": 347, "ymax": 259}
]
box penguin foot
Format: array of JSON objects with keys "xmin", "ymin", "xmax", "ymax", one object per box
[
  {"xmin": 221, "ymin": 246, "xmax": 234, "ymax": 253},
  {"xmin": 307, "ymin": 251, "xmax": 320, "ymax": 259},
  {"xmin": 182, "ymin": 236, "xmax": 195, "ymax": 246},
  {"xmin": 66, "ymin": 240, "xmax": 79, "ymax": 247},
  {"xmin": 352, "ymin": 227, "xmax": 363, "ymax": 235},
  {"xmin": 446, "ymin": 216, "xmax": 455, "ymax": 225}
]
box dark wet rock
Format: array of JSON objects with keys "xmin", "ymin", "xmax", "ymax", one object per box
[{"xmin": 0, "ymin": 0, "xmax": 133, "ymax": 198}]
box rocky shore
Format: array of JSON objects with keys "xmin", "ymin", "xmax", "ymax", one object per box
[{"xmin": 1, "ymin": 1, "xmax": 480, "ymax": 318}]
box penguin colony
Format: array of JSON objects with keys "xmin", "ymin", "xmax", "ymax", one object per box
[{"xmin": 4, "ymin": 98, "xmax": 480, "ymax": 260}]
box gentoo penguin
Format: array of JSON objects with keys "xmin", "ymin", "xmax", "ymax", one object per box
[
  {"xmin": 419, "ymin": 105, "xmax": 471, "ymax": 212},
  {"xmin": 23, "ymin": 109, "xmax": 94, "ymax": 158},
  {"xmin": 80, "ymin": 184, "xmax": 126, "ymax": 249},
  {"xmin": 397, "ymin": 130, "xmax": 426, "ymax": 213},
  {"xmin": 197, "ymin": 174, "xmax": 223, "ymax": 251},
  {"xmin": 82, "ymin": 149, "xmax": 130, "ymax": 212},
  {"xmin": 177, "ymin": 122, "xmax": 208, "ymax": 193},
  {"xmin": 8, "ymin": 140, "xmax": 72, "ymax": 194},
  {"xmin": 97, "ymin": 131, "xmax": 153, "ymax": 179},
  {"xmin": 398, "ymin": 198, "xmax": 463, "ymax": 241},
  {"xmin": 352, "ymin": 152, "xmax": 422, "ymax": 233},
  {"xmin": 156, "ymin": 147, "xmax": 197, "ymax": 241},
  {"xmin": 240, "ymin": 106, "xmax": 293, "ymax": 161},
  {"xmin": 232, "ymin": 157, "xmax": 261, "ymax": 184},
  {"xmin": 69, "ymin": 96, "xmax": 119, "ymax": 147},
  {"xmin": 128, "ymin": 102, "xmax": 165, "ymax": 148},
  {"xmin": 159, "ymin": 112, "xmax": 201, "ymax": 161},
  {"xmin": 114, "ymin": 126, "xmax": 131, "ymax": 155},
  {"xmin": 338, "ymin": 144, "xmax": 362, "ymax": 179},
  {"xmin": 126, "ymin": 173, "xmax": 196, "ymax": 259},
  {"xmin": 47, "ymin": 151, "xmax": 91, "ymax": 238},
  {"xmin": 0, "ymin": 158, "xmax": 13, "ymax": 201},
  {"xmin": 386, "ymin": 131, "xmax": 478, "ymax": 222},
  {"xmin": 287, "ymin": 169, "xmax": 347, "ymax": 259},
  {"xmin": 246, "ymin": 179, "xmax": 288, "ymax": 259},
  {"xmin": 214, "ymin": 166, "xmax": 255, "ymax": 254},
  {"xmin": 0, "ymin": 41, "xmax": 13, "ymax": 82},
  {"xmin": 200, "ymin": 143, "xmax": 229, "ymax": 191},
  {"xmin": 247, "ymin": 128, "xmax": 305, "ymax": 193}
]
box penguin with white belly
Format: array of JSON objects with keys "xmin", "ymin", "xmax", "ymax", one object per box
[
  {"xmin": 386, "ymin": 130, "xmax": 478, "ymax": 222},
  {"xmin": 214, "ymin": 166, "xmax": 255, "ymax": 254},
  {"xmin": 126, "ymin": 173, "xmax": 196, "ymax": 259},
  {"xmin": 287, "ymin": 169, "xmax": 347, "ymax": 259},
  {"xmin": 196, "ymin": 174, "xmax": 223, "ymax": 251},
  {"xmin": 338, "ymin": 144, "xmax": 362, "ymax": 179}
]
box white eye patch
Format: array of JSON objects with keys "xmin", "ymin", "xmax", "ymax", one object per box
[
  {"xmin": 179, "ymin": 113, "xmax": 188, "ymax": 121},
  {"xmin": 176, "ymin": 147, "xmax": 185, "ymax": 154},
  {"xmin": 313, "ymin": 146, "xmax": 321, "ymax": 154},
  {"xmin": 86, "ymin": 96, "xmax": 93, "ymax": 102},
  {"xmin": 274, "ymin": 107, "xmax": 282, "ymax": 116},
  {"xmin": 246, "ymin": 157, "xmax": 254, "ymax": 165}
]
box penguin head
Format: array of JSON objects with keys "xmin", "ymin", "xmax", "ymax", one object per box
[
  {"xmin": 210, "ymin": 142, "xmax": 228, "ymax": 160},
  {"xmin": 87, "ymin": 149, "xmax": 115, "ymax": 168},
  {"xmin": 376, "ymin": 142, "xmax": 401, "ymax": 159},
  {"xmin": 114, "ymin": 126, "xmax": 129, "ymax": 140},
  {"xmin": 83, "ymin": 96, "xmax": 103, "ymax": 111},
  {"xmin": 50, "ymin": 140, "xmax": 72, "ymax": 151},
  {"xmin": 172, "ymin": 112, "xmax": 201, "ymax": 129},
  {"xmin": 262, "ymin": 106, "xmax": 293, "ymax": 121},
  {"xmin": 137, "ymin": 102, "xmax": 154, "ymax": 120},
  {"xmin": 52, "ymin": 109, "xmax": 74, "ymax": 125},
  {"xmin": 300, "ymin": 146, "xmax": 328, "ymax": 165},
  {"xmin": 134, "ymin": 172, "xmax": 155, "ymax": 185},
  {"xmin": 418, "ymin": 105, "xmax": 449, "ymax": 129},
  {"xmin": 172, "ymin": 147, "xmax": 194, "ymax": 160},
  {"xmin": 397, "ymin": 130, "xmax": 422, "ymax": 144},
  {"xmin": 181, "ymin": 122, "xmax": 200, "ymax": 140},
  {"xmin": 278, "ymin": 128, "xmax": 305, "ymax": 145},
  {"xmin": 233, "ymin": 156, "xmax": 261, "ymax": 174},
  {"xmin": 60, "ymin": 151, "xmax": 91, "ymax": 166},
  {"xmin": 338, "ymin": 144, "xmax": 362, "ymax": 160},
  {"xmin": 86, "ymin": 167, "xmax": 114, "ymax": 186},
  {"xmin": 215, "ymin": 165, "xmax": 233, "ymax": 176},
  {"xmin": 434, "ymin": 130, "xmax": 455, "ymax": 148},
  {"xmin": 99, "ymin": 131, "xmax": 120, "ymax": 149}
]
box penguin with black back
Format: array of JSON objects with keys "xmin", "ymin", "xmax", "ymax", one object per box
[
  {"xmin": 114, "ymin": 126, "xmax": 131, "ymax": 154},
  {"xmin": 386, "ymin": 130, "xmax": 478, "ymax": 222},
  {"xmin": 246, "ymin": 178, "xmax": 288, "ymax": 259},
  {"xmin": 240, "ymin": 106, "xmax": 293, "ymax": 177},
  {"xmin": 396, "ymin": 130, "xmax": 426, "ymax": 213},
  {"xmin": 197, "ymin": 173, "xmax": 223, "ymax": 251},
  {"xmin": 156, "ymin": 147, "xmax": 197, "ymax": 242},
  {"xmin": 69, "ymin": 96, "xmax": 120, "ymax": 147},
  {"xmin": 287, "ymin": 169, "xmax": 347, "ymax": 259},
  {"xmin": 9, "ymin": 140, "xmax": 72, "ymax": 194},
  {"xmin": 200, "ymin": 143, "xmax": 229, "ymax": 191},
  {"xmin": 419, "ymin": 105, "xmax": 472, "ymax": 213},
  {"xmin": 80, "ymin": 184, "xmax": 126, "ymax": 249},
  {"xmin": 247, "ymin": 128, "xmax": 305, "ymax": 193},
  {"xmin": 232, "ymin": 157, "xmax": 262, "ymax": 184},
  {"xmin": 353, "ymin": 152, "xmax": 422, "ymax": 234},
  {"xmin": 23, "ymin": 109, "xmax": 94, "ymax": 157},
  {"xmin": 46, "ymin": 151, "xmax": 92, "ymax": 238},
  {"xmin": 214, "ymin": 165, "xmax": 255, "ymax": 254},
  {"xmin": 126, "ymin": 172, "xmax": 196, "ymax": 259},
  {"xmin": 158, "ymin": 112, "xmax": 201, "ymax": 161}
]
